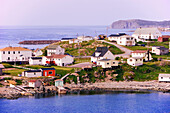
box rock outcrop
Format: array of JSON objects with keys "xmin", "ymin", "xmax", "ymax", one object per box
[{"xmin": 111, "ymin": 19, "xmax": 170, "ymax": 29}]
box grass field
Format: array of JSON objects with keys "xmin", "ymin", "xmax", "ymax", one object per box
[
  {"xmin": 4, "ymin": 68, "xmax": 27, "ymax": 76},
  {"xmin": 74, "ymin": 58, "xmax": 91, "ymax": 64},
  {"xmin": 124, "ymin": 46, "xmax": 148, "ymax": 51}
]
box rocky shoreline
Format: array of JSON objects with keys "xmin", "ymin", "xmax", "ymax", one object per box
[
  {"xmin": 0, "ymin": 81, "xmax": 170, "ymax": 99},
  {"xmin": 65, "ymin": 81, "xmax": 170, "ymax": 93}
]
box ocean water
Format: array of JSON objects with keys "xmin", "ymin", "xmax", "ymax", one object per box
[
  {"xmin": 0, "ymin": 26, "xmax": 137, "ymax": 49},
  {"xmin": 0, "ymin": 91, "xmax": 170, "ymax": 113}
]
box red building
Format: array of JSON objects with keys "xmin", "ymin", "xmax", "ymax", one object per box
[
  {"xmin": 41, "ymin": 68, "xmax": 56, "ymax": 76},
  {"xmin": 158, "ymin": 35, "xmax": 170, "ymax": 42}
]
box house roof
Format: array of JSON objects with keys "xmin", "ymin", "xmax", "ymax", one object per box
[
  {"xmin": 159, "ymin": 74, "xmax": 170, "ymax": 77},
  {"xmin": 55, "ymin": 79, "xmax": 63, "ymax": 81},
  {"xmin": 31, "ymin": 57, "xmax": 42, "ymax": 60},
  {"xmin": 98, "ymin": 59, "xmax": 111, "ymax": 61},
  {"xmin": 92, "ymin": 47, "xmax": 109, "ymax": 57},
  {"xmin": 109, "ymin": 33, "xmax": 126, "ymax": 37},
  {"xmin": 47, "ymin": 45, "xmax": 59, "ymax": 49},
  {"xmin": 0, "ymin": 47, "xmax": 31, "ymax": 51},
  {"xmin": 41, "ymin": 68, "xmax": 55, "ymax": 70},
  {"xmin": 152, "ymin": 46, "xmax": 168, "ymax": 50},
  {"xmin": 29, "ymin": 80, "xmax": 37, "ymax": 82},
  {"xmin": 129, "ymin": 57, "xmax": 143, "ymax": 59},
  {"xmin": 25, "ymin": 70, "xmax": 41, "ymax": 72},
  {"xmin": 132, "ymin": 50, "xmax": 147, "ymax": 53},
  {"xmin": 45, "ymin": 54, "xmax": 67, "ymax": 59},
  {"xmin": 162, "ymin": 35, "xmax": 170, "ymax": 38},
  {"xmin": 133, "ymin": 28, "xmax": 161, "ymax": 35},
  {"xmin": 0, "ymin": 64, "xmax": 4, "ymax": 69},
  {"xmin": 34, "ymin": 48, "xmax": 41, "ymax": 52},
  {"xmin": 61, "ymin": 38, "xmax": 75, "ymax": 40}
]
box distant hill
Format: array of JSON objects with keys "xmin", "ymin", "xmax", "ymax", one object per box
[{"xmin": 111, "ymin": 19, "xmax": 170, "ymax": 29}]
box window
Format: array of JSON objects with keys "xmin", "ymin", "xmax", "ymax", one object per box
[
  {"xmin": 107, "ymin": 63, "xmax": 109, "ymax": 65},
  {"xmin": 161, "ymin": 77, "xmax": 163, "ymax": 79},
  {"xmin": 113, "ymin": 62, "xmax": 115, "ymax": 64},
  {"xmin": 3, "ymin": 51, "xmax": 5, "ymax": 54},
  {"xmin": 140, "ymin": 59, "xmax": 142, "ymax": 61},
  {"xmin": 39, "ymin": 60, "xmax": 41, "ymax": 62},
  {"xmin": 13, "ymin": 51, "xmax": 15, "ymax": 54},
  {"xmin": 136, "ymin": 59, "xmax": 138, "ymax": 61},
  {"xmin": 8, "ymin": 51, "xmax": 10, "ymax": 54},
  {"xmin": 130, "ymin": 59, "xmax": 132, "ymax": 61},
  {"xmin": 18, "ymin": 51, "xmax": 20, "ymax": 54},
  {"xmin": 49, "ymin": 71, "xmax": 53, "ymax": 74},
  {"xmin": 8, "ymin": 57, "xmax": 10, "ymax": 60},
  {"xmin": 34, "ymin": 72, "xmax": 36, "ymax": 75}
]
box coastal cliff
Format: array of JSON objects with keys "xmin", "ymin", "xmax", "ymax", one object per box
[{"xmin": 111, "ymin": 19, "xmax": 170, "ymax": 29}]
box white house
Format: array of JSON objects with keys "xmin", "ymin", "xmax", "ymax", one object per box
[
  {"xmin": 28, "ymin": 80, "xmax": 43, "ymax": 88},
  {"xmin": 47, "ymin": 45, "xmax": 65, "ymax": 56},
  {"xmin": 33, "ymin": 48, "xmax": 43, "ymax": 56},
  {"xmin": 29, "ymin": 57, "xmax": 42, "ymax": 65},
  {"xmin": 22, "ymin": 70, "xmax": 42, "ymax": 77},
  {"xmin": 97, "ymin": 59, "xmax": 119, "ymax": 68},
  {"xmin": 132, "ymin": 28, "xmax": 162, "ymax": 42},
  {"xmin": 158, "ymin": 74, "xmax": 170, "ymax": 82},
  {"xmin": 77, "ymin": 36, "xmax": 93, "ymax": 41},
  {"xmin": 127, "ymin": 57, "xmax": 143, "ymax": 66},
  {"xmin": 0, "ymin": 46, "xmax": 32, "ymax": 62},
  {"xmin": 69, "ymin": 39, "xmax": 82, "ymax": 44},
  {"xmin": 42, "ymin": 54, "xmax": 74, "ymax": 66},
  {"xmin": 131, "ymin": 50, "xmax": 153, "ymax": 61},
  {"xmin": 108, "ymin": 34, "xmax": 135, "ymax": 46},
  {"xmin": 91, "ymin": 47, "xmax": 115, "ymax": 63},
  {"xmin": 152, "ymin": 46, "xmax": 169, "ymax": 55}
]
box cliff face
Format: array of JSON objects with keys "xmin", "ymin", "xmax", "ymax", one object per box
[{"xmin": 111, "ymin": 19, "xmax": 170, "ymax": 29}]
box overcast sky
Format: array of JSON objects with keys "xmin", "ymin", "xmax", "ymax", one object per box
[{"xmin": 0, "ymin": 0, "xmax": 170, "ymax": 26}]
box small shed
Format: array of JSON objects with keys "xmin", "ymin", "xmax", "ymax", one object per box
[
  {"xmin": 28, "ymin": 80, "xmax": 43, "ymax": 88},
  {"xmin": 55, "ymin": 79, "xmax": 64, "ymax": 87},
  {"xmin": 0, "ymin": 64, "xmax": 4, "ymax": 75},
  {"xmin": 158, "ymin": 74, "xmax": 170, "ymax": 82},
  {"xmin": 41, "ymin": 68, "xmax": 56, "ymax": 76},
  {"xmin": 22, "ymin": 70, "xmax": 42, "ymax": 77}
]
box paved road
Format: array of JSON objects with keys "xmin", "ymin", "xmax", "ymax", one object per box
[
  {"xmin": 100, "ymin": 40, "xmax": 133, "ymax": 58},
  {"xmin": 67, "ymin": 62, "xmax": 93, "ymax": 68}
]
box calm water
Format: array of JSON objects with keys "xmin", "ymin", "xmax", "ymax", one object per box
[
  {"xmin": 0, "ymin": 91, "xmax": 170, "ymax": 113},
  {"xmin": 1, "ymin": 26, "xmax": 170, "ymax": 49}
]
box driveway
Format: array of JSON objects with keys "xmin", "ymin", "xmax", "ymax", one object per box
[
  {"xmin": 100, "ymin": 40, "xmax": 133, "ymax": 58},
  {"xmin": 67, "ymin": 62, "xmax": 93, "ymax": 68}
]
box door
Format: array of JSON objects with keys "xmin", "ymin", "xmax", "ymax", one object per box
[
  {"xmin": 62, "ymin": 63, "xmax": 64, "ymax": 66},
  {"xmin": 45, "ymin": 72, "xmax": 47, "ymax": 76}
]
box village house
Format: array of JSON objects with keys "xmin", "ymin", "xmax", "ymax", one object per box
[
  {"xmin": 152, "ymin": 46, "xmax": 169, "ymax": 55},
  {"xmin": 158, "ymin": 74, "xmax": 170, "ymax": 82},
  {"xmin": 108, "ymin": 33, "xmax": 135, "ymax": 46},
  {"xmin": 158, "ymin": 35, "xmax": 170, "ymax": 42},
  {"xmin": 33, "ymin": 48, "xmax": 43, "ymax": 56},
  {"xmin": 47, "ymin": 45, "xmax": 65, "ymax": 56},
  {"xmin": 22, "ymin": 70, "xmax": 42, "ymax": 77},
  {"xmin": 131, "ymin": 50, "xmax": 153, "ymax": 61},
  {"xmin": 127, "ymin": 57, "xmax": 143, "ymax": 66},
  {"xmin": 132, "ymin": 28, "xmax": 162, "ymax": 42},
  {"xmin": 41, "ymin": 68, "xmax": 56, "ymax": 76},
  {"xmin": 77, "ymin": 36, "xmax": 93, "ymax": 41},
  {"xmin": 91, "ymin": 47, "xmax": 115, "ymax": 64},
  {"xmin": 55, "ymin": 79, "xmax": 64, "ymax": 87},
  {"xmin": 69, "ymin": 39, "xmax": 82, "ymax": 44},
  {"xmin": 97, "ymin": 59, "xmax": 119, "ymax": 68},
  {"xmin": 29, "ymin": 57, "xmax": 42, "ymax": 65},
  {"xmin": 108, "ymin": 33, "xmax": 126, "ymax": 41},
  {"xmin": 28, "ymin": 80, "xmax": 43, "ymax": 88},
  {"xmin": 61, "ymin": 38, "xmax": 75, "ymax": 42},
  {"xmin": 0, "ymin": 64, "xmax": 4, "ymax": 75},
  {"xmin": 0, "ymin": 46, "xmax": 32, "ymax": 63},
  {"xmin": 42, "ymin": 54, "xmax": 74, "ymax": 66}
]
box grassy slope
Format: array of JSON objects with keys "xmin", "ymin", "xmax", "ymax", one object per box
[{"xmin": 46, "ymin": 40, "xmax": 124, "ymax": 56}]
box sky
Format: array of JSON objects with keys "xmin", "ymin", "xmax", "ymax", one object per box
[{"xmin": 0, "ymin": 0, "xmax": 170, "ymax": 26}]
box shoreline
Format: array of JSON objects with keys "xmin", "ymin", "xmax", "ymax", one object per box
[{"xmin": 0, "ymin": 81, "xmax": 170, "ymax": 99}]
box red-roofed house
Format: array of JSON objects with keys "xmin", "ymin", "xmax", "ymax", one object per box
[
  {"xmin": 131, "ymin": 50, "xmax": 153, "ymax": 61},
  {"xmin": 28, "ymin": 80, "xmax": 43, "ymax": 88},
  {"xmin": 158, "ymin": 35, "xmax": 170, "ymax": 42},
  {"xmin": 42, "ymin": 54, "xmax": 74, "ymax": 66}
]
